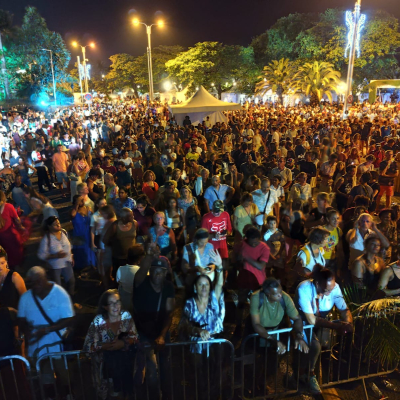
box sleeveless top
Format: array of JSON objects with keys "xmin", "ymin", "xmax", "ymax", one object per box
[
  {"xmin": 0, "ymin": 271, "xmax": 20, "ymax": 309},
  {"xmin": 360, "ymin": 257, "xmax": 380, "ymax": 292},
  {"xmin": 387, "ymin": 264, "xmax": 400, "ymax": 290},
  {"xmin": 0, "ymin": 307, "xmax": 18, "ymax": 358},
  {"xmin": 113, "ymin": 223, "xmax": 137, "ymax": 259},
  {"xmin": 165, "ymin": 209, "xmax": 181, "ymax": 229}
]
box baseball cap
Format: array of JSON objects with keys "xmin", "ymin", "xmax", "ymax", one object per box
[
  {"xmin": 151, "ymin": 257, "xmax": 169, "ymax": 270},
  {"xmin": 212, "ymin": 200, "xmax": 224, "ymax": 213}
]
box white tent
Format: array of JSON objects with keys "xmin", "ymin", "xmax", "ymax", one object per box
[{"xmin": 169, "ymin": 86, "xmax": 242, "ymax": 126}]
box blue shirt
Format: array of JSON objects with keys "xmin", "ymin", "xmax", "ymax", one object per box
[
  {"xmin": 204, "ymin": 184, "xmax": 230, "ymax": 208},
  {"xmin": 113, "ymin": 197, "xmax": 136, "ymax": 217}
]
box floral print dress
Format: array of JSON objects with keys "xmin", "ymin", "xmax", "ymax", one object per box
[{"xmin": 83, "ymin": 311, "xmax": 138, "ymax": 399}]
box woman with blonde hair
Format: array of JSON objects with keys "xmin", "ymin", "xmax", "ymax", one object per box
[{"xmin": 141, "ymin": 170, "xmax": 159, "ymax": 203}]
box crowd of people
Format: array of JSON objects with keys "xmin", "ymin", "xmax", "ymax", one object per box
[{"xmin": 1, "ymin": 98, "xmax": 400, "ymax": 398}]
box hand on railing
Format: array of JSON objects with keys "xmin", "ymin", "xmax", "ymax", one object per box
[{"xmin": 276, "ymin": 341, "xmax": 286, "ymax": 354}]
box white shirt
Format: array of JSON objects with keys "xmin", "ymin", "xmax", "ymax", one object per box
[
  {"xmin": 18, "ymin": 284, "xmax": 75, "ymax": 357},
  {"xmin": 295, "ymin": 279, "xmax": 347, "ymax": 317},
  {"xmin": 297, "ymin": 244, "xmax": 325, "ymax": 272},
  {"xmin": 349, "ymin": 228, "xmax": 374, "ymax": 264},
  {"xmin": 251, "ymin": 189, "xmax": 277, "ymax": 216},
  {"xmin": 116, "ymin": 264, "xmax": 140, "ymax": 294}
]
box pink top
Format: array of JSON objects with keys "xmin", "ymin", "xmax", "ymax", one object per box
[{"xmin": 241, "ymin": 241, "xmax": 270, "ymax": 285}]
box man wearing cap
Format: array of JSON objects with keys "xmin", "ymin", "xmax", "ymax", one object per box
[
  {"xmin": 153, "ymin": 180, "xmax": 180, "ymax": 211},
  {"xmin": 201, "ymin": 200, "xmax": 232, "ymax": 266},
  {"xmin": 203, "ymin": 175, "xmax": 235, "ymax": 214},
  {"xmin": 134, "ymin": 243, "xmax": 175, "ymax": 398}
]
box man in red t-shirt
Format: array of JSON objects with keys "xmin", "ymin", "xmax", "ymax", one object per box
[{"xmin": 201, "ymin": 200, "xmax": 232, "ymax": 264}]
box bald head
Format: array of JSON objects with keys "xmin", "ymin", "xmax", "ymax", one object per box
[{"xmin": 26, "ymin": 266, "xmax": 46, "ymax": 280}]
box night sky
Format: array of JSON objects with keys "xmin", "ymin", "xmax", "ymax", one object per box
[{"xmin": 3, "ymin": 0, "xmax": 400, "ymax": 66}]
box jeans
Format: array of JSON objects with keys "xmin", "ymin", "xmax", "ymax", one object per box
[
  {"xmin": 36, "ymin": 166, "xmax": 51, "ymax": 191},
  {"xmin": 49, "ymin": 265, "xmax": 75, "ymax": 296}
]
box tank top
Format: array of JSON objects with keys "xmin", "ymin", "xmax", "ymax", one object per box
[
  {"xmin": 165, "ymin": 209, "xmax": 181, "ymax": 229},
  {"xmin": 387, "ymin": 264, "xmax": 400, "ymax": 290},
  {"xmin": 0, "ymin": 271, "xmax": 20, "ymax": 309},
  {"xmin": 113, "ymin": 222, "xmax": 137, "ymax": 259}
]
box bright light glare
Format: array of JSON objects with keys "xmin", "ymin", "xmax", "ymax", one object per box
[
  {"xmin": 132, "ymin": 18, "xmax": 140, "ymax": 26},
  {"xmin": 164, "ymin": 81, "xmax": 172, "ymax": 91},
  {"xmin": 89, "ymin": 42, "xmax": 95, "ymax": 48},
  {"xmin": 158, "ymin": 20, "xmax": 164, "ymax": 27},
  {"xmin": 72, "ymin": 41, "xmax": 78, "ymax": 47}
]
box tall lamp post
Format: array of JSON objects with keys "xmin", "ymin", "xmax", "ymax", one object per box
[
  {"xmin": 342, "ymin": 0, "xmax": 366, "ymax": 118},
  {"xmin": 40, "ymin": 49, "xmax": 56, "ymax": 107},
  {"xmin": 72, "ymin": 41, "xmax": 95, "ymax": 95},
  {"xmin": 132, "ymin": 18, "xmax": 164, "ymax": 102}
]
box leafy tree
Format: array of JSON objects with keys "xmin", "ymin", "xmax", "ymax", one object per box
[
  {"xmin": 0, "ymin": 10, "xmax": 13, "ymax": 99},
  {"xmin": 166, "ymin": 41, "xmax": 253, "ymax": 99},
  {"xmin": 295, "ymin": 9, "xmax": 400, "ymax": 90},
  {"xmin": 105, "ymin": 53, "xmax": 136, "ymax": 91},
  {"xmin": 292, "ymin": 61, "xmax": 341, "ymax": 104},
  {"xmin": 255, "ymin": 58, "xmax": 294, "ymax": 104},
  {"xmin": 132, "ymin": 45, "xmax": 184, "ymax": 92},
  {"xmin": 5, "ymin": 7, "xmax": 70, "ymax": 99}
]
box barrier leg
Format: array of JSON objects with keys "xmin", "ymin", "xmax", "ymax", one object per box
[{"xmin": 362, "ymin": 378, "xmax": 369, "ymax": 400}]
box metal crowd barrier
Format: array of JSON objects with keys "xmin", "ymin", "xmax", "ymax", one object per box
[
  {"xmin": 2, "ymin": 322, "xmax": 399, "ymax": 400},
  {"xmin": 318, "ymin": 315, "xmax": 400, "ymax": 396},
  {"xmin": 0, "ymin": 355, "xmax": 36, "ymax": 400},
  {"xmin": 32, "ymin": 338, "xmax": 234, "ymax": 400},
  {"xmin": 239, "ymin": 325, "xmax": 314, "ymax": 399}
]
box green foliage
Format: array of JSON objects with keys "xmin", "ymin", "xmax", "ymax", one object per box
[
  {"xmin": 252, "ymin": 8, "xmax": 400, "ymax": 92},
  {"xmin": 352, "ymin": 298, "xmax": 400, "ymax": 367},
  {"xmin": 2, "ymin": 6, "xmax": 71, "ymax": 99},
  {"xmin": 166, "ymin": 42, "xmax": 260, "ymax": 98},
  {"xmin": 292, "ymin": 61, "xmax": 341, "ymax": 104},
  {"xmin": 255, "ymin": 58, "xmax": 294, "ymax": 104}
]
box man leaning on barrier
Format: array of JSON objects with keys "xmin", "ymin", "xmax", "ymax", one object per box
[
  {"xmin": 17, "ymin": 266, "xmax": 75, "ymax": 399},
  {"xmin": 295, "ymin": 264, "xmax": 353, "ymax": 395}
]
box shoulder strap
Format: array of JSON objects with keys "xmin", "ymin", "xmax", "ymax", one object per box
[
  {"xmin": 263, "ymin": 190, "xmax": 272, "ymax": 214},
  {"xmin": 258, "ymin": 290, "xmax": 264, "ymax": 310},
  {"xmin": 279, "ymin": 295, "xmax": 286, "ymax": 313},
  {"xmin": 32, "ymin": 293, "xmax": 63, "ymax": 340}
]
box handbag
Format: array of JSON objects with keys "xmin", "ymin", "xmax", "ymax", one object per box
[{"xmin": 32, "ymin": 293, "xmax": 74, "ymax": 351}]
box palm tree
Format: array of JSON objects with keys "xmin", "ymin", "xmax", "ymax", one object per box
[
  {"xmin": 0, "ymin": 10, "xmax": 13, "ymax": 99},
  {"xmin": 292, "ymin": 61, "xmax": 340, "ymax": 105},
  {"xmin": 255, "ymin": 58, "xmax": 293, "ymax": 104}
]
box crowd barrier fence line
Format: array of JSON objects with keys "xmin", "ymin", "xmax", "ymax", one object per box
[
  {"xmin": 0, "ymin": 355, "xmax": 36, "ymax": 400},
  {"xmin": 1, "ymin": 321, "xmax": 399, "ymax": 400}
]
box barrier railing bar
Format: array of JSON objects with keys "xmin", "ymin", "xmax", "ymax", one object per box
[
  {"xmin": 219, "ymin": 342, "xmax": 222, "ymax": 400},
  {"xmin": 76, "ymin": 354, "xmax": 85, "ymax": 400},
  {"xmin": 182, "ymin": 346, "xmax": 186, "ymax": 400},
  {"xmin": 10, "ymin": 358, "xmax": 21, "ymax": 400}
]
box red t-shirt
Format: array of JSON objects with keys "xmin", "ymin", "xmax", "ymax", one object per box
[
  {"xmin": 201, "ymin": 211, "xmax": 232, "ymax": 258},
  {"xmin": 241, "ymin": 241, "xmax": 270, "ymax": 285}
]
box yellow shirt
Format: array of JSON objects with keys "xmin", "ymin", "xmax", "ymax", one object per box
[{"xmin": 323, "ymin": 225, "xmax": 342, "ymax": 260}]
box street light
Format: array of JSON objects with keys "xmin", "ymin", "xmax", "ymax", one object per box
[
  {"xmin": 40, "ymin": 49, "xmax": 57, "ymax": 107},
  {"xmin": 71, "ymin": 41, "xmax": 95, "ymax": 95},
  {"xmin": 342, "ymin": 0, "xmax": 366, "ymax": 118},
  {"xmin": 132, "ymin": 18, "xmax": 164, "ymax": 101}
]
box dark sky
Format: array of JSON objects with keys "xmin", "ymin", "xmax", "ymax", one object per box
[{"xmin": 3, "ymin": 0, "xmax": 400, "ymax": 66}]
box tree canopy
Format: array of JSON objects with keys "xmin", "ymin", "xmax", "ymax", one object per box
[{"xmin": 251, "ymin": 8, "xmax": 400, "ymax": 91}]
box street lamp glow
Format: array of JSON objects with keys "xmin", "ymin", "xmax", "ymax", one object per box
[
  {"xmin": 164, "ymin": 81, "xmax": 172, "ymax": 91},
  {"xmin": 72, "ymin": 41, "xmax": 78, "ymax": 47},
  {"xmin": 89, "ymin": 42, "xmax": 95, "ymax": 48},
  {"xmin": 102, "ymin": 74, "xmax": 105, "ymax": 78},
  {"xmin": 157, "ymin": 20, "xmax": 164, "ymax": 28},
  {"xmin": 132, "ymin": 18, "xmax": 140, "ymax": 26}
]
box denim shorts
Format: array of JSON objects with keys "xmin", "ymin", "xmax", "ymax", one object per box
[{"xmin": 55, "ymin": 171, "xmax": 69, "ymax": 183}]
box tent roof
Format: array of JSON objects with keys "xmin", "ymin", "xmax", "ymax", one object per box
[{"xmin": 170, "ymin": 86, "xmax": 242, "ymax": 114}]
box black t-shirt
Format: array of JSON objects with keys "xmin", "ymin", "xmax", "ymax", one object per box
[
  {"xmin": 133, "ymin": 276, "xmax": 175, "ymax": 340},
  {"xmin": 310, "ymin": 207, "xmax": 326, "ymax": 223}
]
